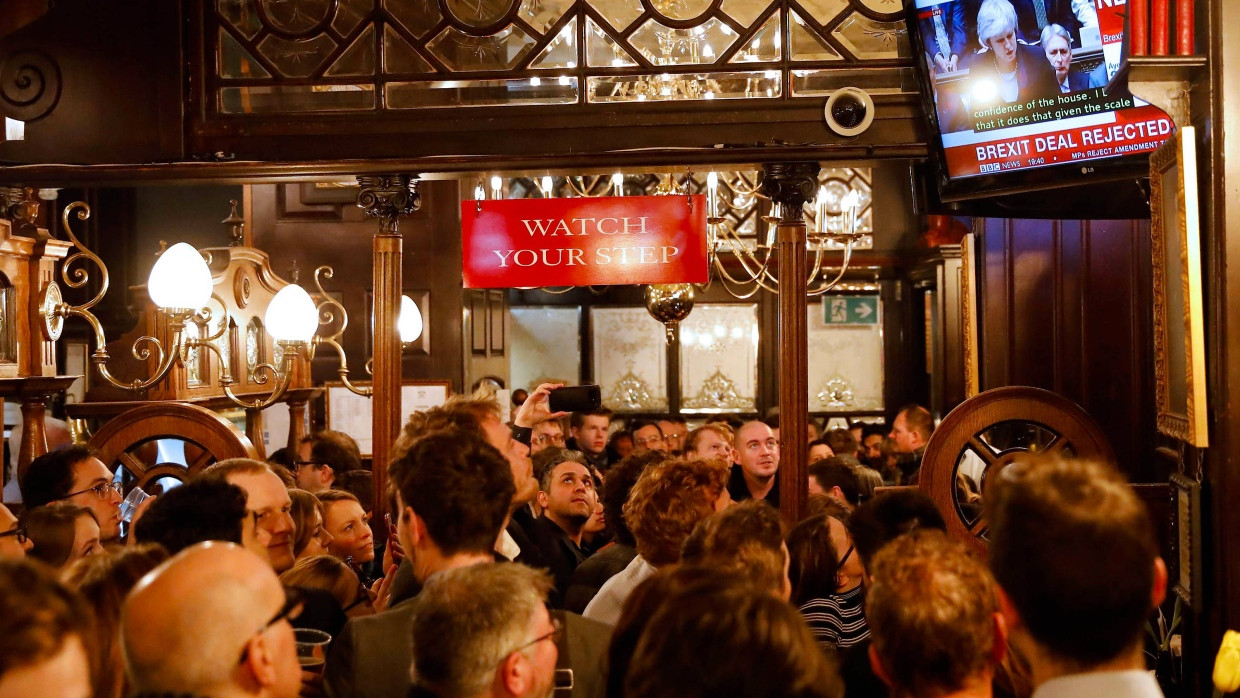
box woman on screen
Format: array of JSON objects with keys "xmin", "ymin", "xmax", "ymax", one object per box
[{"xmin": 968, "ymin": 0, "xmax": 1057, "ymax": 105}]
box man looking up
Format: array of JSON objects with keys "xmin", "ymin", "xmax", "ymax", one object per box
[
  {"xmin": 529, "ymin": 419, "xmax": 566, "ymax": 455},
  {"xmin": 122, "ymin": 542, "xmax": 303, "ymax": 698},
  {"xmin": 325, "ymin": 430, "xmax": 515, "ymax": 698},
  {"xmin": 568, "ymin": 409, "xmax": 612, "ymax": 472},
  {"xmin": 729, "ymin": 420, "xmax": 780, "ymax": 505},
  {"xmin": 986, "ymin": 456, "xmax": 1166, "ymax": 697},
  {"xmin": 684, "ymin": 424, "xmax": 737, "ymax": 464},
  {"xmin": 889, "ymin": 404, "xmax": 934, "ymax": 484},
  {"xmin": 531, "ymin": 448, "xmax": 595, "ymax": 607},
  {"xmin": 198, "ymin": 459, "xmax": 296, "ymax": 572},
  {"xmin": 409, "ymin": 563, "xmax": 559, "ymax": 698},
  {"xmin": 21, "ymin": 445, "xmax": 124, "ymax": 543}
]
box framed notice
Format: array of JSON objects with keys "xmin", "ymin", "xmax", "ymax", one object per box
[
  {"xmin": 325, "ymin": 380, "xmax": 452, "ymax": 456},
  {"xmin": 1169, "ymin": 473, "xmax": 1201, "ymax": 609},
  {"xmin": 1150, "ymin": 126, "xmax": 1208, "ymax": 446}
]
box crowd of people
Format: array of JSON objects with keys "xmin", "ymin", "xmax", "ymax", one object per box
[{"xmin": 0, "ymin": 383, "xmax": 1167, "ymax": 698}]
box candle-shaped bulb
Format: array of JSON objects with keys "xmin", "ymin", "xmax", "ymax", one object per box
[
  {"xmin": 612, "ymin": 172, "xmax": 624, "ymax": 195},
  {"xmin": 541, "ymin": 176, "xmax": 553, "ymax": 197}
]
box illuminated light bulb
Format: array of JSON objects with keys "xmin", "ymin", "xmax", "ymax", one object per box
[
  {"xmin": 751, "ymin": 37, "xmax": 760, "ymax": 49},
  {"xmin": 713, "ymin": 324, "xmax": 726, "ymax": 338},
  {"xmin": 530, "ymin": 76, "xmax": 542, "ymax": 86},
  {"xmin": 149, "ymin": 243, "xmax": 212, "ymax": 311},
  {"xmin": 612, "ymin": 172, "xmax": 624, "ymax": 194},
  {"xmin": 266, "ymin": 284, "xmax": 319, "ymax": 343},
  {"xmin": 682, "ymin": 328, "xmax": 696, "ymax": 344},
  {"xmin": 398, "ymin": 294, "xmax": 423, "ymax": 343},
  {"xmin": 612, "ymin": 58, "xmax": 626, "ymax": 67},
  {"xmin": 541, "ymin": 176, "xmax": 553, "ymax": 196},
  {"xmin": 703, "ymin": 43, "xmax": 715, "ymax": 58},
  {"xmin": 707, "ymin": 171, "xmax": 718, "ymax": 190},
  {"xmin": 730, "ymin": 326, "xmax": 744, "ymax": 339},
  {"xmin": 721, "ymin": 24, "xmax": 733, "ymax": 35},
  {"xmin": 567, "ymin": 60, "xmax": 576, "ymax": 68},
  {"xmin": 474, "ymin": 184, "xmax": 485, "ymax": 200}
]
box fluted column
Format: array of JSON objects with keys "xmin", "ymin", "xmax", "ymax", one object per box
[
  {"xmin": 758, "ymin": 162, "xmax": 819, "ymax": 524},
  {"xmin": 356, "ymin": 175, "xmax": 420, "ymax": 522}
]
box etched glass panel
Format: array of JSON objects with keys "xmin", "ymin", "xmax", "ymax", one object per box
[
  {"xmin": 247, "ymin": 317, "xmax": 265, "ymax": 379},
  {"xmin": 651, "ymin": 0, "xmax": 713, "ymax": 21},
  {"xmin": 831, "ymin": 13, "xmax": 909, "ymax": 60},
  {"xmin": 529, "ymin": 18, "xmax": 578, "ymax": 69},
  {"xmin": 586, "ymin": 17, "xmax": 639, "ymax": 67},
  {"xmin": 629, "ymin": 17, "xmax": 737, "ymax": 66},
  {"xmin": 333, "ymin": 0, "xmax": 374, "ymax": 35},
  {"xmin": 385, "ymin": 0, "xmax": 443, "ymax": 39},
  {"xmin": 591, "ymin": 307, "xmax": 668, "ymax": 412},
  {"xmin": 807, "ymin": 303, "xmax": 884, "ymax": 412},
  {"xmin": 720, "ymin": 0, "xmax": 775, "ymax": 26},
  {"xmin": 220, "ymin": 29, "xmax": 272, "ymax": 78},
  {"xmin": 521, "ymin": 0, "xmax": 576, "ymax": 34},
  {"xmin": 220, "ymin": 85, "xmax": 375, "ymax": 113},
  {"xmin": 952, "ymin": 447, "xmax": 987, "ymax": 526},
  {"xmin": 427, "ymin": 25, "xmax": 537, "ymax": 71},
  {"xmin": 587, "ymin": 0, "xmax": 644, "ymax": 32},
  {"xmin": 218, "ymin": 0, "xmax": 263, "ymax": 39},
  {"xmin": 680, "ymin": 304, "xmax": 758, "ymax": 413},
  {"xmin": 255, "ymin": 33, "xmax": 338, "ymax": 77},
  {"xmin": 387, "ymin": 77, "xmax": 578, "ymax": 107},
  {"xmin": 325, "ymin": 24, "xmax": 377, "ymax": 76},
  {"xmin": 510, "ymin": 306, "xmax": 582, "ymax": 390},
  {"xmin": 791, "ymin": 67, "xmax": 916, "ymax": 95},
  {"xmin": 977, "ymin": 421, "xmax": 1059, "ymax": 454},
  {"xmin": 384, "ymin": 25, "xmax": 434, "ymax": 72},
  {"xmin": 790, "ymin": 10, "xmax": 842, "ymax": 61},
  {"xmin": 727, "ymin": 11, "xmax": 781, "ymax": 63},
  {"xmin": 589, "ymin": 70, "xmax": 779, "ymax": 102},
  {"xmin": 796, "ymin": 0, "xmax": 851, "ymax": 25}
]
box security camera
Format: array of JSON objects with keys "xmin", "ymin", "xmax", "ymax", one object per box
[{"xmin": 824, "ymin": 87, "xmax": 874, "ymax": 137}]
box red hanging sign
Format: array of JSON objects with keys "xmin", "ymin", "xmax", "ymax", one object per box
[{"xmin": 461, "ymin": 195, "xmax": 709, "ymax": 289}]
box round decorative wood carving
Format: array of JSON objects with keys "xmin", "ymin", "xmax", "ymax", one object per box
[
  {"xmin": 234, "ymin": 270, "xmax": 252, "ymax": 309},
  {"xmin": 0, "ymin": 49, "xmax": 62, "ymax": 121},
  {"xmin": 40, "ymin": 281, "xmax": 64, "ymax": 341}
]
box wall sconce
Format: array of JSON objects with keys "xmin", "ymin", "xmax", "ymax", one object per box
[
  {"xmin": 308, "ymin": 267, "xmax": 423, "ymax": 397},
  {"xmin": 40, "ymin": 201, "xmax": 316, "ymax": 409}
]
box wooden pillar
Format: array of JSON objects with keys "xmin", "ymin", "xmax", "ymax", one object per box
[
  {"xmin": 245, "ymin": 407, "xmax": 266, "ymax": 459},
  {"xmin": 356, "ymin": 175, "xmax": 420, "ymax": 524},
  {"xmin": 759, "ymin": 162, "xmax": 819, "ymax": 525},
  {"xmin": 17, "ymin": 393, "xmax": 49, "ymax": 482}
]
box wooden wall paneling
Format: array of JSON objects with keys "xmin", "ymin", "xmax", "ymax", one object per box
[{"xmin": 976, "ymin": 218, "xmax": 1153, "ymax": 482}]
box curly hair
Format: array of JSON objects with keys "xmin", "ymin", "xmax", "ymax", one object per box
[
  {"xmin": 622, "ymin": 458, "xmax": 729, "ymax": 566},
  {"xmin": 681, "ymin": 500, "xmax": 788, "ymax": 597},
  {"xmin": 391, "ymin": 393, "xmax": 501, "ymax": 463}
]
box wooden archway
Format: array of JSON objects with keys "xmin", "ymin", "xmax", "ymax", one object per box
[
  {"xmin": 919, "ymin": 386, "xmax": 1115, "ymax": 554},
  {"xmin": 89, "ymin": 402, "xmax": 259, "ymax": 488}
]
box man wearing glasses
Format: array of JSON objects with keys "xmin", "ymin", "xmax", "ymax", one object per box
[
  {"xmin": 122, "ymin": 542, "xmax": 303, "ymax": 698},
  {"xmin": 0, "ymin": 503, "xmax": 32, "ymax": 558},
  {"xmin": 20, "ymin": 445, "xmax": 125, "ymax": 543},
  {"xmin": 410, "ymin": 563, "xmax": 560, "ymax": 698},
  {"xmin": 199, "ymin": 459, "xmax": 298, "ymax": 573}
]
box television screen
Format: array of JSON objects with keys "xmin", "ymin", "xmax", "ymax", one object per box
[{"xmin": 906, "ymin": 0, "xmax": 1174, "ymax": 198}]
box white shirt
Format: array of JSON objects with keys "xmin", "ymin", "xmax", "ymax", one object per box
[
  {"xmin": 582, "ymin": 554, "xmax": 657, "ymax": 625},
  {"xmin": 1032, "ymin": 670, "xmax": 1164, "ymax": 698}
]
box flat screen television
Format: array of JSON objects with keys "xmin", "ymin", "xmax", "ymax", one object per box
[{"xmin": 904, "ymin": 0, "xmax": 1175, "ymax": 201}]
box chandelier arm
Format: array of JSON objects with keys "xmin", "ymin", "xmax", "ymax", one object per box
[
  {"xmin": 57, "ymin": 202, "xmax": 110, "ymax": 312},
  {"xmin": 806, "ymin": 238, "xmax": 827, "ymax": 286},
  {"xmin": 313, "ymin": 266, "xmax": 349, "ymax": 343},
  {"xmin": 221, "ymin": 358, "xmax": 295, "ymax": 410},
  {"xmin": 718, "ymin": 228, "xmax": 773, "ymax": 284},
  {"xmin": 193, "ymin": 336, "xmax": 234, "ymax": 385},
  {"xmin": 807, "ymin": 246, "xmax": 855, "ymax": 297},
  {"xmin": 313, "ymin": 336, "xmax": 373, "ymax": 397},
  {"xmin": 91, "ymin": 316, "xmax": 190, "ymax": 393}
]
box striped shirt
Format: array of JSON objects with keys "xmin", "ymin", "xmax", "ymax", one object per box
[{"xmin": 798, "ymin": 586, "xmax": 870, "ymax": 649}]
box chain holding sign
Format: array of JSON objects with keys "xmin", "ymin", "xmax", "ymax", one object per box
[
  {"xmin": 822, "ymin": 295, "xmax": 880, "ymax": 326},
  {"xmin": 461, "ymin": 195, "xmax": 708, "ymax": 289}
]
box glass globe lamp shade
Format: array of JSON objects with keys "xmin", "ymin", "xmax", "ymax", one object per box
[
  {"xmin": 265, "ymin": 284, "xmax": 319, "ymax": 343},
  {"xmin": 399, "ymin": 295, "xmax": 424, "ymax": 343},
  {"xmin": 148, "ymin": 242, "xmax": 212, "ymax": 311}
]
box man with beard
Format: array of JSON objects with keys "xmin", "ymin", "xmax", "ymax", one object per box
[
  {"xmin": 728, "ymin": 421, "xmax": 780, "ymax": 505},
  {"xmin": 530, "ymin": 448, "xmax": 596, "ymax": 607}
]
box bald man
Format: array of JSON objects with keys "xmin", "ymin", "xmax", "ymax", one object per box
[
  {"xmin": 122, "ymin": 542, "xmax": 303, "ymax": 698},
  {"xmin": 728, "ymin": 420, "xmax": 780, "ymax": 504}
]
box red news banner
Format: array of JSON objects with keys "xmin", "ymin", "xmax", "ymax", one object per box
[{"xmin": 461, "ymin": 195, "xmax": 709, "ymax": 289}]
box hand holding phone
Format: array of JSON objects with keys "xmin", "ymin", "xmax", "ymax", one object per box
[{"xmin": 548, "ymin": 385, "xmax": 602, "ymax": 413}]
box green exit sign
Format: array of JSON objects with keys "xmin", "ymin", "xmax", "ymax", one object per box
[{"xmin": 822, "ymin": 295, "xmax": 880, "ymax": 325}]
